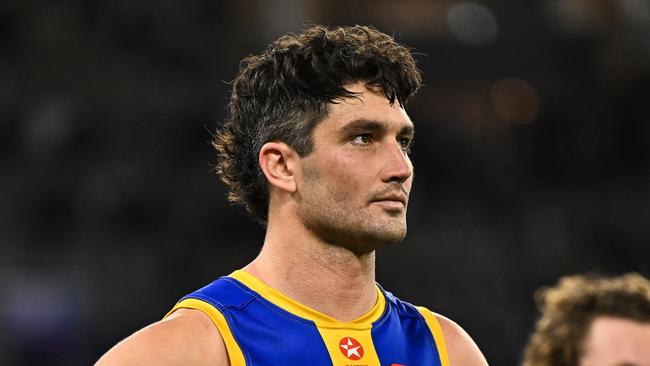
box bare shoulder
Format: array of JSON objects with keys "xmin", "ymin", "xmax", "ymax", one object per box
[
  {"xmin": 95, "ymin": 308, "xmax": 229, "ymax": 366},
  {"xmin": 435, "ymin": 313, "xmax": 489, "ymax": 366}
]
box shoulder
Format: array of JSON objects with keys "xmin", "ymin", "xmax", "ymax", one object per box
[
  {"xmin": 95, "ymin": 308, "xmax": 229, "ymax": 366},
  {"xmin": 434, "ymin": 312, "xmax": 488, "ymax": 366},
  {"xmin": 385, "ymin": 293, "xmax": 488, "ymax": 365}
]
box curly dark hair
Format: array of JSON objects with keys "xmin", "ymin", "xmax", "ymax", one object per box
[
  {"xmin": 522, "ymin": 272, "xmax": 650, "ymax": 366},
  {"xmin": 213, "ymin": 24, "xmax": 422, "ymax": 222}
]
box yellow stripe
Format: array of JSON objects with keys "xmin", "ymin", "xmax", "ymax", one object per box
[
  {"xmin": 230, "ymin": 270, "xmax": 385, "ymax": 328},
  {"xmin": 316, "ymin": 327, "xmax": 382, "ymax": 366},
  {"xmin": 166, "ymin": 298, "xmax": 246, "ymax": 366},
  {"xmin": 417, "ymin": 307, "xmax": 450, "ymax": 366}
]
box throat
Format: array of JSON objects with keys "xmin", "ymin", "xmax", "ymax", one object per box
[{"xmin": 244, "ymin": 242, "xmax": 378, "ymax": 322}]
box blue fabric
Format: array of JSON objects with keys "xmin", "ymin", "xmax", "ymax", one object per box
[
  {"xmin": 372, "ymin": 290, "xmax": 443, "ymax": 366},
  {"xmin": 181, "ymin": 276, "xmax": 442, "ymax": 365}
]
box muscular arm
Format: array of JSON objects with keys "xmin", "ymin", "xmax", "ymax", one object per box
[
  {"xmin": 436, "ymin": 314, "xmax": 489, "ymax": 366},
  {"xmin": 95, "ymin": 309, "xmax": 229, "ymax": 366}
]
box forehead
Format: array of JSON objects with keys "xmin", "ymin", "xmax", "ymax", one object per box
[
  {"xmin": 581, "ymin": 316, "xmax": 650, "ymax": 366},
  {"xmin": 322, "ymin": 83, "xmax": 414, "ymax": 131}
]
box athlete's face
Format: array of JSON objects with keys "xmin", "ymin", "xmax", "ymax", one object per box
[
  {"xmin": 295, "ymin": 83, "xmax": 414, "ymax": 254},
  {"xmin": 579, "ymin": 316, "xmax": 650, "ymax": 366}
]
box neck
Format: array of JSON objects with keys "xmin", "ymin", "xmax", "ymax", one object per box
[{"xmin": 243, "ymin": 218, "xmax": 378, "ymax": 322}]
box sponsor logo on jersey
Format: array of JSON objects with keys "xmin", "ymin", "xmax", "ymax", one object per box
[{"xmin": 339, "ymin": 337, "xmax": 364, "ymax": 360}]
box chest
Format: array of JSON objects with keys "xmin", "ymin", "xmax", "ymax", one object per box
[{"xmin": 223, "ymin": 302, "xmax": 443, "ymax": 366}]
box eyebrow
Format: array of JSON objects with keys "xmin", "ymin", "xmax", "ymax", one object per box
[{"xmin": 338, "ymin": 118, "xmax": 415, "ymax": 137}]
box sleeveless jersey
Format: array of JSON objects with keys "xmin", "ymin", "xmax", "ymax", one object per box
[{"xmin": 167, "ymin": 270, "xmax": 449, "ymax": 366}]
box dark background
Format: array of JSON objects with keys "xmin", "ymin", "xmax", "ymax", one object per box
[{"xmin": 1, "ymin": 1, "xmax": 649, "ymax": 365}]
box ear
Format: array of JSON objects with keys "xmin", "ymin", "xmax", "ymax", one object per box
[{"xmin": 259, "ymin": 141, "xmax": 298, "ymax": 194}]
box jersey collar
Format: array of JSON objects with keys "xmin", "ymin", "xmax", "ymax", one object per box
[{"xmin": 229, "ymin": 269, "xmax": 386, "ymax": 329}]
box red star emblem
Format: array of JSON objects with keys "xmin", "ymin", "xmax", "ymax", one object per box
[{"xmin": 339, "ymin": 337, "xmax": 364, "ymax": 360}]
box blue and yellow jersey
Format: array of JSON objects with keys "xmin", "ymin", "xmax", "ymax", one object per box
[{"xmin": 167, "ymin": 270, "xmax": 449, "ymax": 366}]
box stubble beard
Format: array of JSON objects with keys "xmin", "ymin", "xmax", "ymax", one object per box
[{"xmin": 298, "ymin": 175, "xmax": 408, "ymax": 256}]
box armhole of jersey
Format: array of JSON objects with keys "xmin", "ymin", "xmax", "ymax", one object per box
[
  {"xmin": 165, "ymin": 298, "xmax": 246, "ymax": 366},
  {"xmin": 416, "ymin": 306, "xmax": 450, "ymax": 366}
]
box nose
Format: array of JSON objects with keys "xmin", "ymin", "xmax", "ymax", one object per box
[{"xmin": 381, "ymin": 140, "xmax": 413, "ymax": 184}]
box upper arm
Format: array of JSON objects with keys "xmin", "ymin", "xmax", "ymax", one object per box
[
  {"xmin": 95, "ymin": 308, "xmax": 229, "ymax": 366},
  {"xmin": 435, "ymin": 313, "xmax": 488, "ymax": 366}
]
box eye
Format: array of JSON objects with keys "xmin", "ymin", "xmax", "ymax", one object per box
[
  {"xmin": 399, "ymin": 137, "xmax": 413, "ymax": 153},
  {"xmin": 352, "ymin": 134, "xmax": 372, "ymax": 145}
]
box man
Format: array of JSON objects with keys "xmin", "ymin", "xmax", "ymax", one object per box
[
  {"xmin": 97, "ymin": 24, "xmax": 487, "ymax": 366},
  {"xmin": 523, "ymin": 272, "xmax": 650, "ymax": 366}
]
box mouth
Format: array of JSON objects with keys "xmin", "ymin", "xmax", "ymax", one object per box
[
  {"xmin": 370, "ymin": 193, "xmax": 407, "ymax": 210},
  {"xmin": 373, "ymin": 194, "xmax": 406, "ymax": 205}
]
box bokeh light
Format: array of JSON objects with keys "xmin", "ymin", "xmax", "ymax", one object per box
[
  {"xmin": 446, "ymin": 2, "xmax": 498, "ymax": 46},
  {"xmin": 489, "ymin": 78, "xmax": 540, "ymax": 125}
]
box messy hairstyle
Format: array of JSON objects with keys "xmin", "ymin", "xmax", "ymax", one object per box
[
  {"xmin": 523, "ymin": 272, "xmax": 650, "ymax": 366},
  {"xmin": 212, "ymin": 24, "xmax": 422, "ymax": 222}
]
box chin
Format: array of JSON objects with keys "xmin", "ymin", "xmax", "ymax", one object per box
[
  {"xmin": 380, "ymin": 231, "xmax": 407, "ymax": 245},
  {"xmin": 345, "ymin": 232, "xmax": 405, "ymax": 255},
  {"xmin": 302, "ymin": 208, "xmax": 407, "ymax": 250},
  {"xmin": 364, "ymin": 224, "xmax": 407, "ymax": 247},
  {"xmin": 322, "ymin": 223, "xmax": 407, "ymax": 254}
]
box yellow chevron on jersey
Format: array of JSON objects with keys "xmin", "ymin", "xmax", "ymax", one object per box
[{"xmin": 167, "ymin": 270, "xmax": 448, "ymax": 365}]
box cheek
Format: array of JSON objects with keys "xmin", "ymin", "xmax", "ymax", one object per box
[{"xmin": 320, "ymin": 154, "xmax": 364, "ymax": 199}]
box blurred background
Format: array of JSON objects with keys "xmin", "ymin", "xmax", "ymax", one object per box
[{"xmin": 1, "ymin": 0, "xmax": 649, "ymax": 365}]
